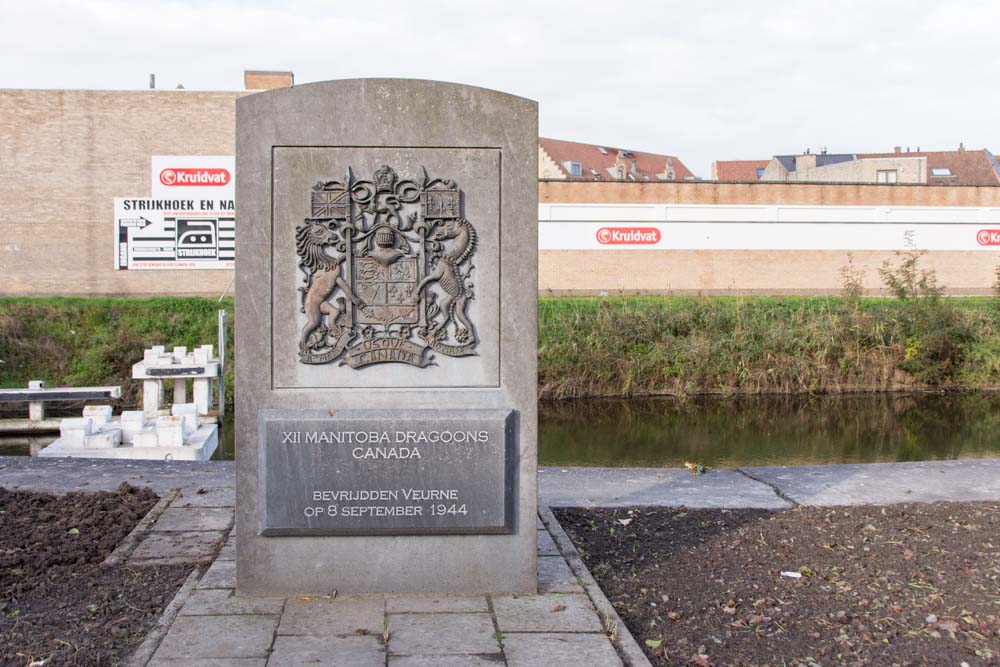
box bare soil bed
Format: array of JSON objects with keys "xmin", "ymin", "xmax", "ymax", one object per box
[
  {"xmin": 0, "ymin": 484, "xmax": 191, "ymax": 666},
  {"xmin": 556, "ymin": 503, "xmax": 1000, "ymax": 666}
]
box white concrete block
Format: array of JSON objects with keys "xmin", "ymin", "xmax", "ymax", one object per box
[
  {"xmin": 171, "ymin": 403, "xmax": 199, "ymax": 435},
  {"xmin": 84, "ymin": 430, "xmax": 121, "ymax": 449},
  {"xmin": 120, "ymin": 410, "xmax": 146, "ymax": 444},
  {"xmin": 194, "ymin": 347, "xmax": 210, "ymax": 364},
  {"xmin": 172, "ymin": 346, "xmax": 188, "ymax": 362},
  {"xmin": 173, "ymin": 378, "xmax": 187, "ymax": 405},
  {"xmin": 155, "ymin": 416, "xmax": 185, "ymax": 447},
  {"xmin": 149, "ymin": 354, "xmax": 174, "ymax": 368},
  {"xmin": 133, "ymin": 428, "xmax": 158, "ymax": 448},
  {"xmin": 27, "ymin": 381, "xmax": 46, "ymax": 420},
  {"xmin": 143, "ymin": 380, "xmax": 162, "ymax": 418},
  {"xmin": 60, "ymin": 417, "xmax": 94, "ymax": 447},
  {"xmin": 192, "ymin": 379, "xmax": 212, "ymax": 416},
  {"xmin": 82, "ymin": 405, "xmax": 113, "ymax": 429}
]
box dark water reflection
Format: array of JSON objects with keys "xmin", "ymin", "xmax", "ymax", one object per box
[
  {"xmin": 538, "ymin": 392, "xmax": 1000, "ymax": 468},
  {"xmin": 5, "ymin": 392, "xmax": 1000, "ymax": 468}
]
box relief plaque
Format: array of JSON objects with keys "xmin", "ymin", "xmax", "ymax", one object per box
[{"xmin": 296, "ymin": 165, "xmax": 478, "ymax": 369}]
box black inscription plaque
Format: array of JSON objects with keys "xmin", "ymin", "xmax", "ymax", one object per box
[{"xmin": 257, "ymin": 408, "xmax": 516, "ymax": 536}]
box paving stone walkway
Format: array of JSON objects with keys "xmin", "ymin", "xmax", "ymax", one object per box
[{"xmin": 117, "ymin": 485, "xmax": 642, "ymax": 666}]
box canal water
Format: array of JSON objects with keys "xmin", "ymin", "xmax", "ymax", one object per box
[
  {"xmin": 3, "ymin": 392, "xmax": 999, "ymax": 468},
  {"xmin": 537, "ymin": 392, "xmax": 1000, "ymax": 468}
]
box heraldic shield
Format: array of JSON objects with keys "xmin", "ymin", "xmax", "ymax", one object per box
[{"xmin": 296, "ymin": 165, "xmax": 478, "ymax": 369}]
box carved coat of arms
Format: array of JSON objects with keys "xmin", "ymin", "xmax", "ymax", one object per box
[{"xmin": 296, "ymin": 165, "xmax": 477, "ymax": 368}]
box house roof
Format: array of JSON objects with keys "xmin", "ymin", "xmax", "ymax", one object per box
[
  {"xmin": 712, "ymin": 160, "xmax": 770, "ymax": 181},
  {"xmin": 539, "ymin": 137, "xmax": 694, "ymax": 181},
  {"xmin": 774, "ymin": 154, "xmax": 856, "ymax": 172},
  {"xmin": 858, "ymin": 149, "xmax": 1000, "ymax": 186}
]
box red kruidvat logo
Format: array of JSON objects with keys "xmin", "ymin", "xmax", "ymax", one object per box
[
  {"xmin": 159, "ymin": 168, "xmax": 231, "ymax": 187},
  {"xmin": 596, "ymin": 227, "xmax": 662, "ymax": 245},
  {"xmin": 977, "ymin": 229, "xmax": 1000, "ymax": 246}
]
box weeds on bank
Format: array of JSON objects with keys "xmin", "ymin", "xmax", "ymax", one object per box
[
  {"xmin": 2, "ymin": 274, "xmax": 999, "ymax": 402},
  {"xmin": 0, "ymin": 297, "xmax": 234, "ymax": 407},
  {"xmin": 536, "ymin": 247, "xmax": 999, "ymax": 398}
]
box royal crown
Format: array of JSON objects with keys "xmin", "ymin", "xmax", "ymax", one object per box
[{"xmin": 373, "ymin": 165, "xmax": 398, "ymax": 193}]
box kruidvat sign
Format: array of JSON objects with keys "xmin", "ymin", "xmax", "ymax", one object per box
[
  {"xmin": 159, "ymin": 167, "xmax": 231, "ymax": 187},
  {"xmin": 151, "ymin": 156, "xmax": 235, "ymax": 200},
  {"xmin": 977, "ymin": 229, "xmax": 1000, "ymax": 246},
  {"xmin": 596, "ymin": 226, "xmax": 662, "ymax": 245}
]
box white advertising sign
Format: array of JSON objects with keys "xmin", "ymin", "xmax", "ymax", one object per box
[
  {"xmin": 539, "ymin": 204, "xmax": 1000, "ymax": 251},
  {"xmin": 151, "ymin": 155, "xmax": 234, "ymax": 199},
  {"xmin": 114, "ymin": 197, "xmax": 235, "ymax": 270}
]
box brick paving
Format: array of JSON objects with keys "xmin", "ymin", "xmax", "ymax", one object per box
[{"xmin": 123, "ymin": 486, "xmax": 638, "ymax": 666}]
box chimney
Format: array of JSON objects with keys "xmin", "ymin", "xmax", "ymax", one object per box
[
  {"xmin": 795, "ymin": 153, "xmax": 817, "ymax": 171},
  {"xmin": 958, "ymin": 142, "xmax": 965, "ymax": 152},
  {"xmin": 894, "ymin": 146, "xmax": 902, "ymax": 154},
  {"xmin": 149, "ymin": 73, "xmax": 156, "ymax": 89},
  {"xmin": 244, "ymin": 70, "xmax": 294, "ymax": 91}
]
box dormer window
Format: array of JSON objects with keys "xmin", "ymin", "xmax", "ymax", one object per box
[{"xmin": 565, "ymin": 161, "xmax": 582, "ymax": 177}]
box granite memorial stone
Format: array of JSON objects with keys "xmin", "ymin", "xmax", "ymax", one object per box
[{"xmin": 235, "ymin": 79, "xmax": 537, "ymax": 595}]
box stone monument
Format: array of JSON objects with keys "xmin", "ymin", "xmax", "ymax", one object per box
[{"xmin": 235, "ymin": 79, "xmax": 538, "ymax": 595}]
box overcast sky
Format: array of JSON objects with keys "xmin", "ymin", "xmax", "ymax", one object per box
[{"xmin": 3, "ymin": 0, "xmax": 998, "ymax": 177}]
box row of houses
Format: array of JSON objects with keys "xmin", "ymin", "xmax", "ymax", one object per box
[{"xmin": 540, "ymin": 139, "xmax": 1000, "ymax": 187}]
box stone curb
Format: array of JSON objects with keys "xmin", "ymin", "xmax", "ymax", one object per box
[
  {"xmin": 103, "ymin": 487, "xmax": 180, "ymax": 567},
  {"xmin": 125, "ymin": 566, "xmax": 204, "ymax": 667},
  {"xmin": 540, "ymin": 505, "xmax": 651, "ymax": 667}
]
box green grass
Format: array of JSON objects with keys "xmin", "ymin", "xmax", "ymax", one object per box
[
  {"xmin": 539, "ymin": 295, "xmax": 1000, "ymax": 398},
  {"xmin": 1, "ymin": 295, "xmax": 998, "ymax": 404},
  {"xmin": 0, "ymin": 297, "xmax": 233, "ymax": 408}
]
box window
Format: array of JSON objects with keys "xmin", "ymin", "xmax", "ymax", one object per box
[
  {"xmin": 596, "ymin": 146, "xmax": 608, "ymax": 155},
  {"xmin": 876, "ymin": 169, "xmax": 898, "ymax": 184},
  {"xmin": 568, "ymin": 162, "xmax": 582, "ymax": 177},
  {"xmin": 931, "ymin": 167, "xmax": 953, "ymax": 177},
  {"xmin": 756, "ymin": 167, "xmax": 766, "ymax": 179}
]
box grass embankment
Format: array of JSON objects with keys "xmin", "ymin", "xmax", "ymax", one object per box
[
  {"xmin": 1, "ymin": 296, "xmax": 998, "ymax": 403},
  {"xmin": 539, "ymin": 296, "xmax": 1000, "ymax": 398},
  {"xmin": 0, "ymin": 297, "xmax": 234, "ymax": 408}
]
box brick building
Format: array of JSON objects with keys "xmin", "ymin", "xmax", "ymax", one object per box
[
  {"xmin": 1, "ymin": 74, "xmax": 998, "ymax": 297},
  {"xmin": 539, "ymin": 137, "xmax": 694, "ymax": 182},
  {"xmin": 714, "ymin": 146, "xmax": 1000, "ymax": 185}
]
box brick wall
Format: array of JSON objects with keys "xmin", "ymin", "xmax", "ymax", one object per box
[
  {"xmin": 539, "ymin": 180, "xmax": 1000, "ymax": 207},
  {"xmin": 2, "ymin": 89, "xmax": 998, "ymax": 297},
  {"xmin": 0, "ymin": 88, "xmax": 246, "ymax": 296},
  {"xmin": 539, "ymin": 181, "xmax": 1000, "ymax": 296}
]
